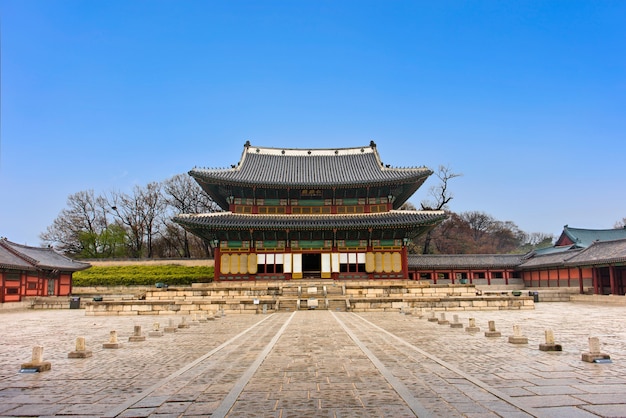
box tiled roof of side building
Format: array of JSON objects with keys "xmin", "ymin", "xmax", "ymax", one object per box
[
  {"xmin": 407, "ymin": 254, "xmax": 523, "ymax": 269},
  {"xmin": 555, "ymin": 225, "xmax": 626, "ymax": 248},
  {"xmin": 0, "ymin": 244, "xmax": 37, "ymax": 270},
  {"xmin": 516, "ymin": 249, "xmax": 583, "ymax": 269},
  {"xmin": 564, "ymin": 239, "xmax": 626, "ymax": 267},
  {"xmin": 0, "ymin": 238, "xmax": 91, "ymax": 272},
  {"xmin": 189, "ymin": 143, "xmax": 432, "ymax": 188},
  {"xmin": 175, "ymin": 210, "xmax": 447, "ymax": 231}
]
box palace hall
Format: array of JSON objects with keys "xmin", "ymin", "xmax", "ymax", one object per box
[{"xmin": 175, "ymin": 141, "xmax": 447, "ymax": 281}]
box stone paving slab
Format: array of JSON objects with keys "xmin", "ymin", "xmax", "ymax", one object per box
[{"xmin": 0, "ymin": 302, "xmax": 625, "ymax": 417}]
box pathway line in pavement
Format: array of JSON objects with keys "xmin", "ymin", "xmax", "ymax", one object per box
[
  {"xmin": 103, "ymin": 314, "xmax": 276, "ymax": 418},
  {"xmin": 352, "ymin": 313, "xmax": 542, "ymax": 418},
  {"xmin": 211, "ymin": 311, "xmax": 296, "ymax": 418},
  {"xmin": 332, "ymin": 312, "xmax": 434, "ymax": 418}
]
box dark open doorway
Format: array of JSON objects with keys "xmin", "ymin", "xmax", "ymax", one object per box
[{"xmin": 302, "ymin": 253, "xmax": 321, "ymax": 278}]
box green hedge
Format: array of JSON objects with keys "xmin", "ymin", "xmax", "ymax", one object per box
[{"xmin": 73, "ymin": 265, "xmax": 214, "ymax": 287}]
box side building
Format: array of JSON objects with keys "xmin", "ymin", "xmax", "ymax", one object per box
[
  {"xmin": 175, "ymin": 142, "xmax": 447, "ymax": 281},
  {"xmin": 0, "ymin": 238, "xmax": 90, "ymax": 302},
  {"xmin": 408, "ymin": 225, "xmax": 626, "ymax": 295},
  {"xmin": 516, "ymin": 226, "xmax": 626, "ymax": 295}
]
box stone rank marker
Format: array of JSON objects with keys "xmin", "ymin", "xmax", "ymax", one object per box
[
  {"xmin": 539, "ymin": 329, "xmax": 562, "ymax": 351},
  {"xmin": 20, "ymin": 345, "xmax": 51, "ymax": 372},
  {"xmin": 437, "ymin": 313, "xmax": 450, "ymax": 325},
  {"xmin": 149, "ymin": 322, "xmax": 164, "ymax": 337},
  {"xmin": 128, "ymin": 325, "xmax": 146, "ymax": 342},
  {"xmin": 465, "ymin": 318, "xmax": 480, "ymax": 333},
  {"xmin": 164, "ymin": 318, "xmax": 178, "ymax": 333},
  {"xmin": 68, "ymin": 336, "xmax": 93, "ymax": 358},
  {"xmin": 178, "ymin": 316, "xmax": 190, "ymax": 329},
  {"xmin": 484, "ymin": 320, "xmax": 502, "ymax": 337},
  {"xmin": 582, "ymin": 336, "xmax": 611, "ymax": 363},
  {"xmin": 450, "ymin": 314, "xmax": 463, "ymax": 328},
  {"xmin": 508, "ymin": 324, "xmax": 529, "ymax": 344},
  {"xmin": 427, "ymin": 311, "xmax": 438, "ymax": 322},
  {"xmin": 103, "ymin": 330, "xmax": 123, "ymax": 349}
]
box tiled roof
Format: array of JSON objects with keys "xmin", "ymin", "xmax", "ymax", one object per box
[
  {"xmin": 190, "ymin": 143, "xmax": 432, "ymax": 188},
  {"xmin": 516, "ymin": 249, "xmax": 583, "ymax": 269},
  {"xmin": 408, "ymin": 254, "xmax": 522, "ymax": 269},
  {"xmin": 0, "ymin": 244, "xmax": 37, "ymax": 271},
  {"xmin": 175, "ymin": 210, "xmax": 447, "ymax": 231},
  {"xmin": 530, "ymin": 246, "xmax": 573, "ymax": 256},
  {"xmin": 555, "ymin": 225, "xmax": 626, "ymax": 248},
  {"xmin": 0, "ymin": 238, "xmax": 91, "ymax": 272},
  {"xmin": 564, "ymin": 239, "xmax": 626, "ymax": 267}
]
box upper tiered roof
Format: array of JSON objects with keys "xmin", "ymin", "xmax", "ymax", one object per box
[
  {"xmin": 191, "ymin": 141, "xmax": 431, "ymax": 188},
  {"xmin": 190, "ymin": 142, "xmax": 432, "ymax": 209}
]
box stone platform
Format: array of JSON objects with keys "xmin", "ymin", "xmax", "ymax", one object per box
[{"xmin": 83, "ymin": 280, "xmax": 534, "ymax": 316}]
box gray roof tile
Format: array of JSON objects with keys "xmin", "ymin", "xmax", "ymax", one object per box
[
  {"xmin": 408, "ymin": 254, "xmax": 522, "ymax": 269},
  {"xmin": 0, "ymin": 244, "xmax": 37, "ymax": 270},
  {"xmin": 190, "ymin": 144, "xmax": 432, "ymax": 188},
  {"xmin": 0, "ymin": 239, "xmax": 91, "ymax": 272},
  {"xmin": 564, "ymin": 239, "xmax": 626, "ymax": 266},
  {"xmin": 517, "ymin": 249, "xmax": 583, "ymax": 269},
  {"xmin": 175, "ymin": 210, "xmax": 447, "ymax": 231}
]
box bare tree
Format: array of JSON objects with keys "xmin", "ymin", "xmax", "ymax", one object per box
[
  {"xmin": 161, "ymin": 173, "xmax": 221, "ymax": 257},
  {"xmin": 419, "ymin": 165, "xmax": 462, "ymax": 254},
  {"xmin": 41, "ymin": 190, "xmax": 126, "ymax": 257},
  {"xmin": 139, "ymin": 182, "xmax": 165, "ymax": 258},
  {"xmin": 460, "ymin": 211, "xmax": 494, "ymax": 243},
  {"xmin": 109, "ymin": 187, "xmax": 147, "ymax": 258},
  {"xmin": 427, "ymin": 211, "xmax": 526, "ymax": 254},
  {"xmin": 41, "ymin": 190, "xmax": 100, "ymax": 254}
]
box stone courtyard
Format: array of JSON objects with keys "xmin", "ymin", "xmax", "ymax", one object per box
[{"xmin": 1, "ymin": 302, "xmax": 625, "ymax": 417}]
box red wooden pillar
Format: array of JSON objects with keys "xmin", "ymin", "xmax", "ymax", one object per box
[
  {"xmin": 214, "ymin": 247, "xmax": 221, "ymax": 280},
  {"xmin": 578, "ymin": 267, "xmax": 584, "ymax": 294},
  {"xmin": 592, "ymin": 268, "xmax": 599, "ymax": 295},
  {"xmin": 567, "ymin": 267, "xmax": 571, "ymax": 287},
  {"xmin": 609, "ymin": 265, "xmax": 616, "ymax": 295},
  {"xmin": 402, "ymin": 246, "xmax": 409, "ymax": 280},
  {"xmin": 487, "ymin": 270, "xmax": 491, "ymax": 286}
]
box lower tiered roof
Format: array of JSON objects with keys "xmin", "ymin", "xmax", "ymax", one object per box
[{"xmin": 174, "ymin": 210, "xmax": 447, "ymax": 242}]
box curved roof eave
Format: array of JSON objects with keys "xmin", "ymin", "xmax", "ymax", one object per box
[
  {"xmin": 174, "ymin": 210, "xmax": 447, "ymax": 231},
  {"xmin": 189, "ymin": 169, "xmax": 432, "ymax": 190}
]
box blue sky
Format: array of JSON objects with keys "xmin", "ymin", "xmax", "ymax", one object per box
[{"xmin": 1, "ymin": 1, "xmax": 625, "ymax": 246}]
